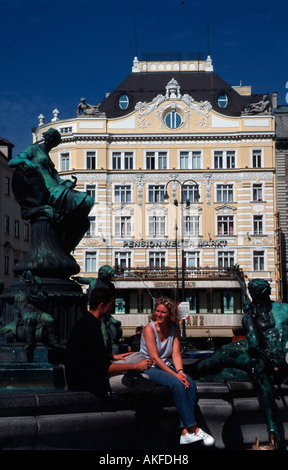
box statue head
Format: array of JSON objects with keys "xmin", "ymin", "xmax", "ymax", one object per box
[
  {"xmin": 248, "ymin": 278, "xmax": 271, "ymax": 301},
  {"xmin": 98, "ymin": 265, "xmax": 115, "ymax": 281},
  {"xmin": 43, "ymin": 128, "xmax": 62, "ymax": 149}
]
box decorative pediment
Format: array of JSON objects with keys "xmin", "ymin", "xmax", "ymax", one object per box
[
  {"xmin": 135, "ymin": 79, "xmax": 212, "ymax": 129},
  {"xmin": 215, "ymin": 204, "xmax": 237, "ymax": 214}
]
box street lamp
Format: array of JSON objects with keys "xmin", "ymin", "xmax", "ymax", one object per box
[{"xmin": 164, "ymin": 178, "xmax": 200, "ymax": 350}]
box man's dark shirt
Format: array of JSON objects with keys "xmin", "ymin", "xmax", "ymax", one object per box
[{"xmin": 65, "ymin": 312, "xmax": 112, "ymax": 399}]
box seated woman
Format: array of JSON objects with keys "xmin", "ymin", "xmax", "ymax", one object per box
[{"xmin": 140, "ymin": 296, "xmax": 214, "ymax": 446}]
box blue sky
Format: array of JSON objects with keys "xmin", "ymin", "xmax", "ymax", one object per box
[{"xmin": 1, "ymin": 0, "xmax": 288, "ymax": 154}]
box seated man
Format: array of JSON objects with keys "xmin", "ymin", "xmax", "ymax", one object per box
[{"xmin": 65, "ymin": 287, "xmax": 153, "ymax": 399}]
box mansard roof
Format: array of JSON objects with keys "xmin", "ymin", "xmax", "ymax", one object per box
[{"xmin": 99, "ymin": 70, "xmax": 257, "ymax": 119}]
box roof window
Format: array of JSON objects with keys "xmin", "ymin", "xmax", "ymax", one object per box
[{"xmin": 119, "ymin": 94, "xmax": 130, "ymax": 110}]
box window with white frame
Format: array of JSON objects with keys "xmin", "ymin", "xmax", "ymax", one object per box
[
  {"xmin": 60, "ymin": 152, "xmax": 70, "ymax": 171},
  {"xmin": 253, "ymin": 214, "xmax": 263, "ymax": 235},
  {"xmin": 218, "ymin": 251, "xmax": 235, "ymax": 268},
  {"xmin": 146, "ymin": 151, "xmax": 168, "ymax": 170},
  {"xmin": 149, "ymin": 251, "xmax": 166, "ymax": 268},
  {"xmin": 252, "ymin": 183, "xmax": 263, "ymax": 201},
  {"xmin": 217, "ymin": 215, "xmax": 234, "ymax": 235},
  {"xmin": 85, "ymin": 251, "xmax": 97, "ymax": 272},
  {"xmin": 86, "ymin": 151, "xmax": 97, "ymax": 169},
  {"xmin": 112, "ymin": 151, "xmax": 134, "ymax": 170},
  {"xmin": 216, "ymin": 184, "xmax": 234, "ymax": 202},
  {"xmin": 114, "ymin": 185, "xmax": 132, "ymax": 203},
  {"xmin": 114, "ymin": 251, "xmax": 131, "ymax": 269},
  {"xmin": 183, "ymin": 215, "xmax": 200, "ymax": 236},
  {"xmin": 86, "ymin": 184, "xmax": 96, "ymax": 202},
  {"xmin": 182, "ymin": 184, "xmax": 200, "ymax": 203},
  {"xmin": 184, "ymin": 251, "xmax": 200, "ymax": 268},
  {"xmin": 115, "ymin": 216, "xmax": 132, "ymax": 237},
  {"xmin": 214, "ymin": 150, "xmax": 235, "ymax": 169},
  {"xmin": 148, "ymin": 215, "xmax": 166, "ymax": 237},
  {"xmin": 180, "ymin": 151, "xmax": 202, "ymax": 169},
  {"xmin": 148, "ymin": 184, "xmax": 165, "ymax": 203},
  {"xmin": 86, "ymin": 216, "xmax": 96, "ymax": 237},
  {"xmin": 253, "ymin": 250, "xmax": 265, "ymax": 271},
  {"xmin": 252, "ymin": 149, "xmax": 263, "ymax": 168}
]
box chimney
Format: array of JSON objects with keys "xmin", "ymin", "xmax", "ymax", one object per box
[{"xmin": 271, "ymin": 91, "xmax": 278, "ymax": 109}]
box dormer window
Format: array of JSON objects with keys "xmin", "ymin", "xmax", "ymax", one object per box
[
  {"xmin": 119, "ymin": 94, "xmax": 130, "ymax": 109},
  {"xmin": 217, "ymin": 92, "xmax": 229, "ymax": 108}
]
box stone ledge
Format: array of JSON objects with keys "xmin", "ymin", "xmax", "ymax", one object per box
[{"xmin": 0, "ymin": 382, "xmax": 288, "ymax": 450}]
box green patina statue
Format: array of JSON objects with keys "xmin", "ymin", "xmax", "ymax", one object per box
[
  {"xmin": 1, "ymin": 271, "xmax": 60, "ymax": 362},
  {"xmin": 8, "ymin": 128, "xmax": 94, "ymax": 277},
  {"xmin": 192, "ymin": 278, "xmax": 288, "ymax": 449},
  {"xmin": 73, "ymin": 266, "xmax": 122, "ymax": 353}
]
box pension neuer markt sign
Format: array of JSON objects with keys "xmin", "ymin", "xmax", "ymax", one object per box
[{"xmin": 122, "ymin": 239, "xmax": 228, "ymax": 249}]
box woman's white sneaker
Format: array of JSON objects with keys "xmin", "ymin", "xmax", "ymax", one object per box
[
  {"xmin": 180, "ymin": 432, "xmax": 202, "ymax": 445},
  {"xmin": 194, "ymin": 428, "xmax": 215, "ymax": 446}
]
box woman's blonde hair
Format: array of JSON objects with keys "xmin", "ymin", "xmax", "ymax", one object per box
[{"xmin": 152, "ymin": 296, "xmax": 179, "ymax": 324}]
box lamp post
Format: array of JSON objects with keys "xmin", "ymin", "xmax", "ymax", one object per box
[{"xmin": 164, "ymin": 178, "xmax": 200, "ymax": 350}]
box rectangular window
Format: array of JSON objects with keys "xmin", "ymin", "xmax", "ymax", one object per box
[
  {"xmin": 218, "ymin": 251, "xmax": 235, "ymax": 268},
  {"xmin": 252, "ymin": 149, "xmax": 263, "ymax": 168},
  {"xmin": 114, "ymin": 185, "xmax": 132, "ymax": 203},
  {"xmin": 86, "ymin": 216, "xmax": 96, "ymax": 237},
  {"xmin": 115, "ymin": 216, "xmax": 131, "ymax": 237},
  {"xmin": 4, "ymin": 256, "xmax": 9, "ymax": 275},
  {"xmin": 86, "ymin": 184, "xmax": 96, "ymax": 202},
  {"xmin": 217, "ymin": 215, "xmax": 234, "ymax": 235},
  {"xmin": 14, "ymin": 220, "xmax": 20, "ymax": 238},
  {"xmin": 4, "ymin": 176, "xmax": 10, "ymax": 196},
  {"xmin": 146, "ymin": 151, "xmax": 167, "ymax": 170},
  {"xmin": 216, "ymin": 184, "xmax": 234, "ymax": 202},
  {"xmin": 149, "ymin": 251, "xmax": 166, "ymax": 268},
  {"xmin": 24, "ymin": 223, "xmax": 30, "ymax": 241},
  {"xmin": 253, "ymin": 215, "xmax": 263, "ymax": 235},
  {"xmin": 214, "ymin": 150, "xmax": 235, "ymax": 169},
  {"xmin": 4, "ymin": 216, "xmax": 9, "ymax": 234},
  {"xmin": 112, "ymin": 151, "xmax": 134, "ymax": 170},
  {"xmin": 114, "ymin": 251, "xmax": 131, "ymax": 269},
  {"xmin": 60, "ymin": 152, "xmax": 70, "ymax": 171},
  {"xmin": 60, "ymin": 126, "xmax": 73, "ymax": 134},
  {"xmin": 180, "ymin": 151, "xmax": 201, "ymax": 169},
  {"xmin": 252, "ymin": 183, "xmax": 263, "ymax": 201},
  {"xmin": 182, "ymin": 184, "xmax": 200, "ymax": 203},
  {"xmin": 85, "ymin": 252, "xmax": 97, "ymax": 272},
  {"xmin": 184, "ymin": 251, "xmax": 200, "ymax": 268},
  {"xmin": 183, "ymin": 216, "xmax": 199, "ymax": 236},
  {"xmin": 148, "ymin": 185, "xmax": 165, "ymax": 203},
  {"xmin": 253, "ymin": 250, "xmax": 265, "ymax": 271},
  {"xmin": 148, "ymin": 216, "xmax": 166, "ymax": 237},
  {"xmin": 86, "ymin": 151, "xmax": 97, "ymax": 169}
]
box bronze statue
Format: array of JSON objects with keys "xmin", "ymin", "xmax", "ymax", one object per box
[
  {"xmin": 73, "ymin": 266, "xmax": 122, "ymax": 353},
  {"xmin": 0, "ymin": 271, "xmax": 60, "ymax": 362},
  {"xmin": 192, "ymin": 279, "xmax": 288, "ymax": 449},
  {"xmin": 8, "ymin": 128, "xmax": 94, "ymax": 277}
]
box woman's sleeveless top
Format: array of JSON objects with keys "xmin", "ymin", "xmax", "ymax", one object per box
[{"xmin": 140, "ymin": 321, "xmax": 176, "ymax": 367}]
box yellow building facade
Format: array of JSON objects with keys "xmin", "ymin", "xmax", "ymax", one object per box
[{"xmin": 33, "ymin": 55, "xmax": 278, "ymax": 341}]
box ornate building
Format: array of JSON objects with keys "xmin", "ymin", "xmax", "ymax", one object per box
[{"xmin": 33, "ymin": 54, "xmax": 278, "ymax": 341}]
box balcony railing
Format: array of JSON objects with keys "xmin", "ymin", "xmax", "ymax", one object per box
[{"xmin": 113, "ymin": 266, "xmax": 244, "ymax": 281}]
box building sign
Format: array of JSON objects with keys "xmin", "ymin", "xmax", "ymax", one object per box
[{"xmin": 123, "ymin": 239, "xmax": 228, "ymax": 249}]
